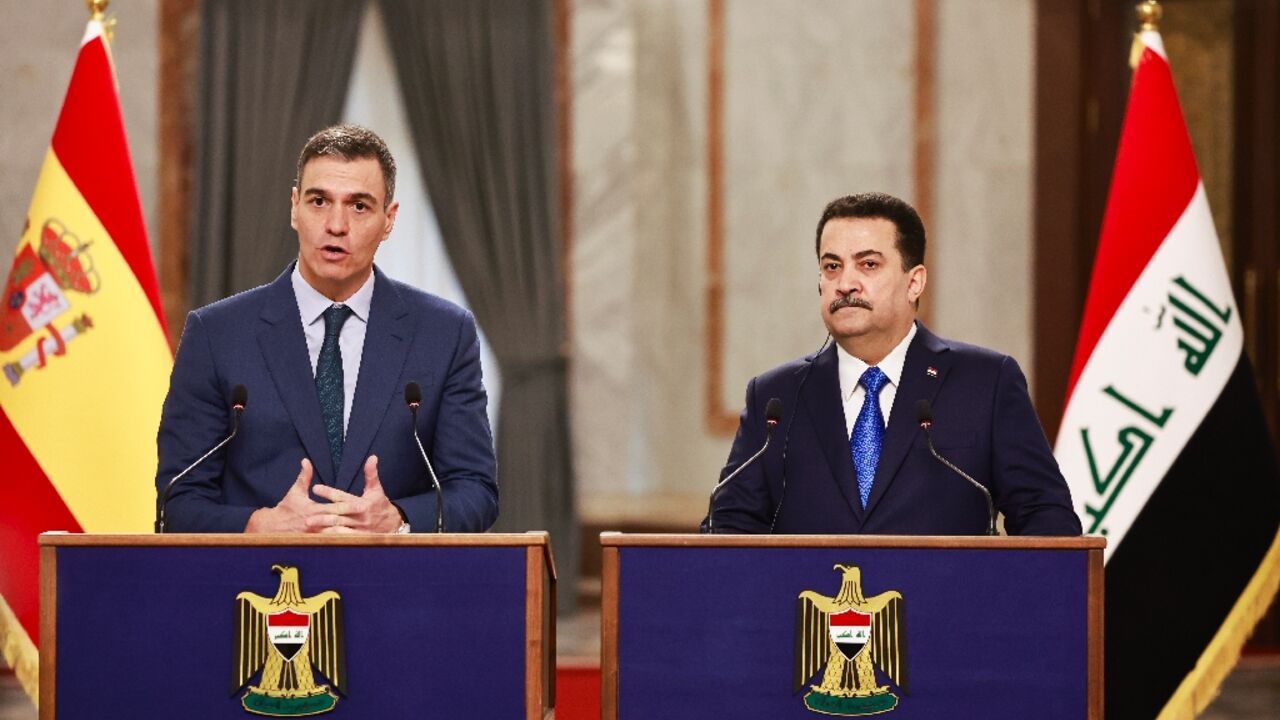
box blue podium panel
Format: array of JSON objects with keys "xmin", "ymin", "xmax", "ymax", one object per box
[
  {"xmin": 43, "ymin": 536, "xmax": 550, "ymax": 719},
  {"xmin": 609, "ymin": 538, "xmax": 1099, "ymax": 720}
]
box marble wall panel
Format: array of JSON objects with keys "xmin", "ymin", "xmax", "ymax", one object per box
[
  {"xmin": 571, "ymin": 0, "xmax": 647, "ymax": 518},
  {"xmin": 629, "ymin": 0, "xmax": 712, "ymax": 509},
  {"xmin": 932, "ymin": 0, "xmax": 1035, "ymax": 382},
  {"xmin": 721, "ymin": 0, "xmax": 915, "ymax": 407}
]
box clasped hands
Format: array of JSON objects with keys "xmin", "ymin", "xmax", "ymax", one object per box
[{"xmin": 244, "ymin": 456, "xmax": 403, "ymax": 534}]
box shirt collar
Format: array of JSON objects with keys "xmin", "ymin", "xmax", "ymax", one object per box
[
  {"xmin": 291, "ymin": 263, "xmax": 376, "ymax": 326},
  {"xmin": 837, "ymin": 321, "xmax": 918, "ymax": 400}
]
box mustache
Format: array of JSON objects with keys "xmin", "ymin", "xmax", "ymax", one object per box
[{"xmin": 829, "ymin": 294, "xmax": 872, "ymax": 313}]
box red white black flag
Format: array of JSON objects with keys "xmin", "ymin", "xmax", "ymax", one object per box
[{"xmin": 1055, "ymin": 27, "xmax": 1280, "ymax": 720}]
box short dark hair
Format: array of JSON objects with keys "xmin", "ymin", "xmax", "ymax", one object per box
[
  {"xmin": 295, "ymin": 124, "xmax": 397, "ymax": 205},
  {"xmin": 814, "ymin": 192, "xmax": 926, "ymax": 270}
]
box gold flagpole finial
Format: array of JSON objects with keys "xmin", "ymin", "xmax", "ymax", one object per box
[
  {"xmin": 1129, "ymin": 1, "xmax": 1162, "ymax": 68},
  {"xmin": 85, "ymin": 0, "xmax": 116, "ymax": 45},
  {"xmin": 1136, "ymin": 1, "xmax": 1162, "ymax": 32}
]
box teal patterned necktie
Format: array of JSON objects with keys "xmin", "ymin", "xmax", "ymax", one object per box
[
  {"xmin": 316, "ymin": 305, "xmax": 353, "ymax": 471},
  {"xmin": 851, "ymin": 366, "xmax": 888, "ymax": 508}
]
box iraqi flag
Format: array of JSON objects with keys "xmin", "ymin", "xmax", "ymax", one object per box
[
  {"xmin": 828, "ymin": 609, "xmax": 872, "ymax": 660},
  {"xmin": 0, "ymin": 12, "xmax": 171, "ymax": 705},
  {"xmin": 1055, "ymin": 27, "xmax": 1280, "ymax": 720}
]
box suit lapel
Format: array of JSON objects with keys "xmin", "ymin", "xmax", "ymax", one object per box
[
  {"xmin": 333, "ymin": 268, "xmax": 412, "ymax": 491},
  {"xmin": 801, "ymin": 343, "xmax": 864, "ymax": 521},
  {"xmin": 256, "ymin": 267, "xmax": 336, "ymax": 484},
  {"xmin": 864, "ymin": 322, "xmax": 951, "ymax": 518}
]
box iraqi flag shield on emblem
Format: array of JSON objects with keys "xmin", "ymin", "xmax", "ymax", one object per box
[
  {"xmin": 267, "ymin": 610, "xmax": 309, "ymax": 661},
  {"xmin": 828, "ymin": 609, "xmax": 872, "ymax": 660}
]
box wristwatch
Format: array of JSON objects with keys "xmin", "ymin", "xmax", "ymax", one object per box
[{"xmin": 392, "ymin": 502, "xmax": 411, "ymax": 534}]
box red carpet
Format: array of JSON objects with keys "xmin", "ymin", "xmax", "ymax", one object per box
[{"xmin": 556, "ymin": 662, "xmax": 600, "ymax": 720}]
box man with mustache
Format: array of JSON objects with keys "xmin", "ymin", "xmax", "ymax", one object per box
[
  {"xmin": 704, "ymin": 192, "xmax": 1079, "ymax": 535},
  {"xmin": 156, "ymin": 124, "xmax": 497, "ymax": 534}
]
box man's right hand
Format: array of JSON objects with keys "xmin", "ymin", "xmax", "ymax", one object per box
[{"xmin": 244, "ymin": 459, "xmax": 322, "ymax": 533}]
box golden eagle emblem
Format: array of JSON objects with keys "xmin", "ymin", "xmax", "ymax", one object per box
[
  {"xmin": 231, "ymin": 565, "xmax": 345, "ymax": 716},
  {"xmin": 795, "ymin": 564, "xmax": 907, "ymax": 716}
]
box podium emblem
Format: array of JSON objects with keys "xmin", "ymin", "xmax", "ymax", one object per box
[
  {"xmin": 795, "ymin": 564, "xmax": 907, "ymax": 716},
  {"xmin": 828, "ymin": 609, "xmax": 872, "ymax": 660},
  {"xmin": 231, "ymin": 565, "xmax": 346, "ymax": 716},
  {"xmin": 266, "ymin": 610, "xmax": 310, "ymax": 662}
]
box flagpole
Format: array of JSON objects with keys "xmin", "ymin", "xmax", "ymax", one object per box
[{"xmin": 87, "ymin": 0, "xmax": 108, "ymax": 21}]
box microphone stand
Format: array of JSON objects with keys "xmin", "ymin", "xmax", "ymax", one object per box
[
  {"xmin": 408, "ymin": 401, "xmax": 445, "ymax": 533},
  {"xmin": 155, "ymin": 403, "xmax": 243, "ymax": 533},
  {"xmin": 706, "ymin": 421, "xmax": 778, "ymax": 534},
  {"xmin": 920, "ymin": 420, "xmax": 997, "ymax": 536}
]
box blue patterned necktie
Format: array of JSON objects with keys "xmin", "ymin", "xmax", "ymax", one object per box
[
  {"xmin": 851, "ymin": 366, "xmax": 888, "ymax": 508},
  {"xmin": 316, "ymin": 305, "xmax": 353, "ymax": 471}
]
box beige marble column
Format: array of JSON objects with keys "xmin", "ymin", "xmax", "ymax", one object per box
[{"xmin": 931, "ymin": 0, "xmax": 1036, "ymax": 379}]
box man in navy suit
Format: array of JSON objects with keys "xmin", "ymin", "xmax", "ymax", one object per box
[
  {"xmin": 156, "ymin": 125, "xmax": 497, "ymax": 533},
  {"xmin": 705, "ymin": 192, "xmax": 1079, "ymax": 535}
]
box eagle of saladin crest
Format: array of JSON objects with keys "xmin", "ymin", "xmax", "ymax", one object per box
[
  {"xmin": 231, "ymin": 565, "xmax": 345, "ymax": 717},
  {"xmin": 794, "ymin": 564, "xmax": 907, "ymax": 716}
]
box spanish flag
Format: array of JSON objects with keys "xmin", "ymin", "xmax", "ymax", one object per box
[
  {"xmin": 0, "ymin": 13, "xmax": 170, "ymax": 703},
  {"xmin": 1054, "ymin": 19, "xmax": 1280, "ymax": 720}
]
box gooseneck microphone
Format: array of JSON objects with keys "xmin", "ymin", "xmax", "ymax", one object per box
[
  {"xmin": 706, "ymin": 397, "xmax": 783, "ymax": 534},
  {"xmin": 155, "ymin": 384, "xmax": 247, "ymax": 533},
  {"xmin": 770, "ymin": 334, "xmax": 830, "ymax": 532},
  {"xmin": 405, "ymin": 382, "xmax": 445, "ymax": 533},
  {"xmin": 915, "ymin": 399, "xmax": 997, "ymax": 536}
]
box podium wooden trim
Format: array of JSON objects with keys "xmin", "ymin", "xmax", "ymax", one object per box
[
  {"xmin": 39, "ymin": 531, "xmax": 556, "ymax": 720},
  {"xmin": 600, "ymin": 533, "xmax": 1104, "ymax": 719}
]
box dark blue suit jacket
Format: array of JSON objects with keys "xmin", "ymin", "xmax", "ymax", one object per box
[
  {"xmin": 156, "ymin": 265, "xmax": 498, "ymax": 532},
  {"xmin": 706, "ymin": 323, "xmax": 1080, "ymax": 535}
]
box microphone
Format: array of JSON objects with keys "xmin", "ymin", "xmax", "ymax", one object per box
[
  {"xmin": 770, "ymin": 334, "xmax": 830, "ymax": 532},
  {"xmin": 915, "ymin": 399, "xmax": 996, "ymax": 536},
  {"xmin": 706, "ymin": 397, "xmax": 783, "ymax": 533},
  {"xmin": 155, "ymin": 384, "xmax": 247, "ymax": 533},
  {"xmin": 405, "ymin": 382, "xmax": 445, "ymax": 533}
]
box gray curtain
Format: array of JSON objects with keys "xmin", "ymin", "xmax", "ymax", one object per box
[
  {"xmin": 189, "ymin": 0, "xmax": 366, "ymax": 305},
  {"xmin": 377, "ymin": 0, "xmax": 577, "ymax": 611}
]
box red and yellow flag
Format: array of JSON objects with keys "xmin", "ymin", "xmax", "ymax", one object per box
[{"xmin": 0, "ymin": 14, "xmax": 171, "ymax": 702}]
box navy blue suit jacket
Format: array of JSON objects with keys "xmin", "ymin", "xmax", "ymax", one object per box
[
  {"xmin": 156, "ymin": 265, "xmax": 498, "ymax": 533},
  {"xmin": 706, "ymin": 323, "xmax": 1080, "ymax": 535}
]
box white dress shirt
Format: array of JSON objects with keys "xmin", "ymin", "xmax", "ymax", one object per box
[
  {"xmin": 837, "ymin": 322, "xmax": 918, "ymax": 439},
  {"xmin": 291, "ymin": 265, "xmax": 375, "ymax": 437}
]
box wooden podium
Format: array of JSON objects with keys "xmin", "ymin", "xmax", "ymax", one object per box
[
  {"xmin": 39, "ymin": 532, "xmax": 555, "ymax": 719},
  {"xmin": 601, "ymin": 534, "xmax": 1103, "ymax": 719}
]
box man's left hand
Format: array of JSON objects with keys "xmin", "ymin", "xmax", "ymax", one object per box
[{"xmin": 309, "ymin": 456, "xmax": 404, "ymax": 534}]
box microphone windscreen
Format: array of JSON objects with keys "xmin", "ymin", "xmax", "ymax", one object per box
[
  {"xmin": 405, "ymin": 381, "xmax": 422, "ymax": 406},
  {"xmin": 915, "ymin": 398, "xmax": 933, "ymax": 425},
  {"xmin": 765, "ymin": 397, "xmax": 784, "ymax": 423},
  {"xmin": 231, "ymin": 384, "xmax": 248, "ymax": 408}
]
